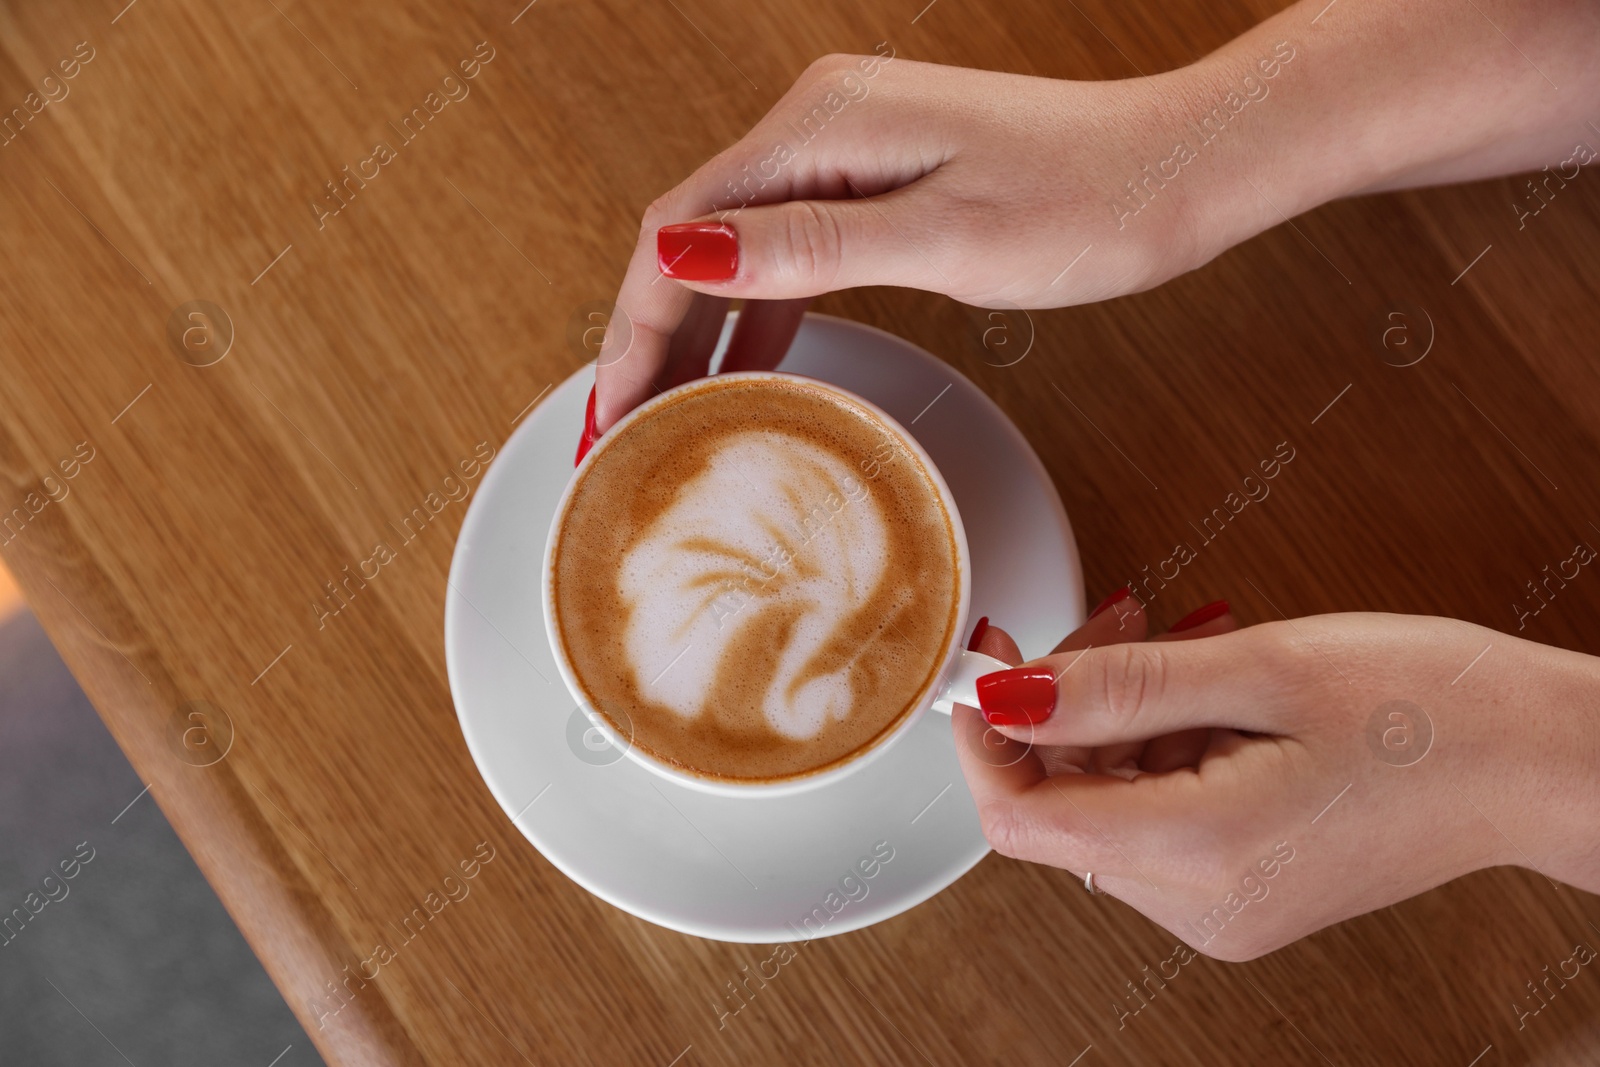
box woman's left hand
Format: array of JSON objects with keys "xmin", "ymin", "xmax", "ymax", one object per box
[{"xmin": 954, "ymin": 598, "xmax": 1600, "ymax": 960}]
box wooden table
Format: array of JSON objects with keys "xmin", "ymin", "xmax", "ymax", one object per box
[{"xmin": 3, "ymin": 0, "xmax": 1597, "ymax": 1063}]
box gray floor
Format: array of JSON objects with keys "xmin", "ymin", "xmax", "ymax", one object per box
[{"xmin": 0, "ymin": 608, "xmax": 324, "ymax": 1067}]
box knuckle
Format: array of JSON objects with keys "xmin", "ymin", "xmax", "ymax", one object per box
[
  {"xmin": 779, "ymin": 200, "xmax": 843, "ymax": 289},
  {"xmin": 1252, "ymin": 621, "xmax": 1298, "ymax": 669},
  {"xmin": 639, "ymin": 193, "xmax": 679, "ymax": 236},
  {"xmin": 801, "ymin": 52, "xmax": 855, "ymax": 82},
  {"xmin": 977, "ymin": 801, "xmax": 1034, "ymax": 862},
  {"xmin": 1246, "ymin": 622, "xmax": 1315, "ymax": 716},
  {"xmin": 1192, "ymin": 935, "xmax": 1259, "ymax": 963},
  {"xmin": 1095, "ymin": 644, "xmax": 1166, "ymax": 728}
]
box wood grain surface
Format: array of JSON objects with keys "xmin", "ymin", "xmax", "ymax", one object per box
[{"xmin": 2, "ymin": 0, "xmax": 1597, "ymax": 1064}]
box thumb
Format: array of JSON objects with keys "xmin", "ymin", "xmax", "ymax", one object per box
[
  {"xmin": 977, "ymin": 629, "xmax": 1290, "ymax": 748},
  {"xmin": 656, "ymin": 190, "xmax": 952, "ymax": 300}
]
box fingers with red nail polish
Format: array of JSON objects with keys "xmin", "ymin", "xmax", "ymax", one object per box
[
  {"xmin": 976, "ymin": 667, "xmax": 1057, "ymax": 725},
  {"xmin": 575, "ymin": 385, "xmax": 599, "ymax": 467},
  {"xmin": 1049, "ymin": 586, "xmax": 1146, "ymax": 655},
  {"xmin": 966, "ymin": 616, "xmax": 989, "ymax": 652},
  {"xmin": 1168, "ymin": 599, "xmax": 1230, "ymax": 633},
  {"xmin": 964, "ymin": 619, "xmax": 1023, "ymax": 671},
  {"xmin": 657, "ymin": 223, "xmax": 739, "ymax": 282},
  {"xmin": 1088, "ymin": 585, "xmax": 1132, "ymax": 619}
]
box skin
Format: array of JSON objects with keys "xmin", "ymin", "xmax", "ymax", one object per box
[
  {"xmin": 588, "ymin": 0, "xmax": 1600, "ymax": 956},
  {"xmin": 954, "ymin": 604, "xmax": 1600, "ymax": 961},
  {"xmin": 593, "ymin": 0, "xmax": 1600, "ymax": 423}
]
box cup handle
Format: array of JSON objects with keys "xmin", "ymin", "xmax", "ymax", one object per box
[{"xmin": 930, "ymin": 649, "xmax": 1013, "ymax": 716}]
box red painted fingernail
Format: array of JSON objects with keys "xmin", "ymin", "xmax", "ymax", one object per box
[
  {"xmin": 657, "ymin": 222, "xmax": 738, "ymax": 281},
  {"xmin": 574, "ymin": 386, "xmax": 599, "ymax": 467},
  {"xmin": 1169, "ymin": 599, "xmax": 1230, "ymax": 633},
  {"xmin": 976, "ymin": 667, "xmax": 1056, "ymax": 725},
  {"xmin": 1088, "ymin": 585, "xmax": 1132, "ymax": 620},
  {"xmin": 966, "ymin": 616, "xmax": 989, "ymax": 652}
]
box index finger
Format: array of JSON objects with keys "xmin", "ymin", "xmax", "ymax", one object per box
[
  {"xmin": 953, "ymin": 703, "xmax": 1210, "ymax": 884},
  {"xmin": 591, "ymin": 225, "xmax": 702, "ymax": 432}
]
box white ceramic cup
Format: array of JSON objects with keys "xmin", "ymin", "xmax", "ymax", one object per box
[{"xmin": 541, "ymin": 371, "xmax": 1008, "ymax": 797}]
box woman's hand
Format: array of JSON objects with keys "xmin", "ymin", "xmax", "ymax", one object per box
[
  {"xmin": 588, "ymin": 51, "xmax": 1211, "ymax": 439},
  {"xmin": 582, "ymin": 0, "xmax": 1600, "ymax": 452},
  {"xmin": 954, "ymin": 596, "xmax": 1600, "ymax": 960}
]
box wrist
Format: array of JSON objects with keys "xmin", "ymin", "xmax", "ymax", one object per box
[
  {"xmin": 1444, "ymin": 625, "xmax": 1600, "ymax": 892},
  {"xmin": 1501, "ymin": 639, "xmax": 1600, "ymax": 893},
  {"xmin": 1162, "ymin": 0, "xmax": 1600, "ymax": 264},
  {"xmin": 1158, "ymin": 33, "xmax": 1380, "ymax": 271}
]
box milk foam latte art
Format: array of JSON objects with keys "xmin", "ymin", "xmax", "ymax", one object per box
[{"xmin": 550, "ymin": 377, "xmax": 961, "ymax": 783}]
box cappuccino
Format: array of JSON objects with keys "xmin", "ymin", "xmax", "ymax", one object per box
[{"xmin": 550, "ymin": 377, "xmax": 960, "ymax": 783}]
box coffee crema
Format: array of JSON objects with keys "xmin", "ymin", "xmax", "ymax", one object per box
[{"xmin": 551, "ymin": 377, "xmax": 960, "ymax": 783}]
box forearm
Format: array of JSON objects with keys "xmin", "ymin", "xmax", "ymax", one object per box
[{"xmin": 1171, "ymin": 0, "xmax": 1600, "ymax": 257}]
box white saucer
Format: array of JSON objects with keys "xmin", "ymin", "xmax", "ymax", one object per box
[{"xmin": 445, "ymin": 313, "xmax": 1083, "ymax": 943}]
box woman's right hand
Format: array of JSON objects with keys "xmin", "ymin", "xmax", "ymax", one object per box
[{"xmin": 589, "ymin": 49, "xmax": 1223, "ymax": 439}]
